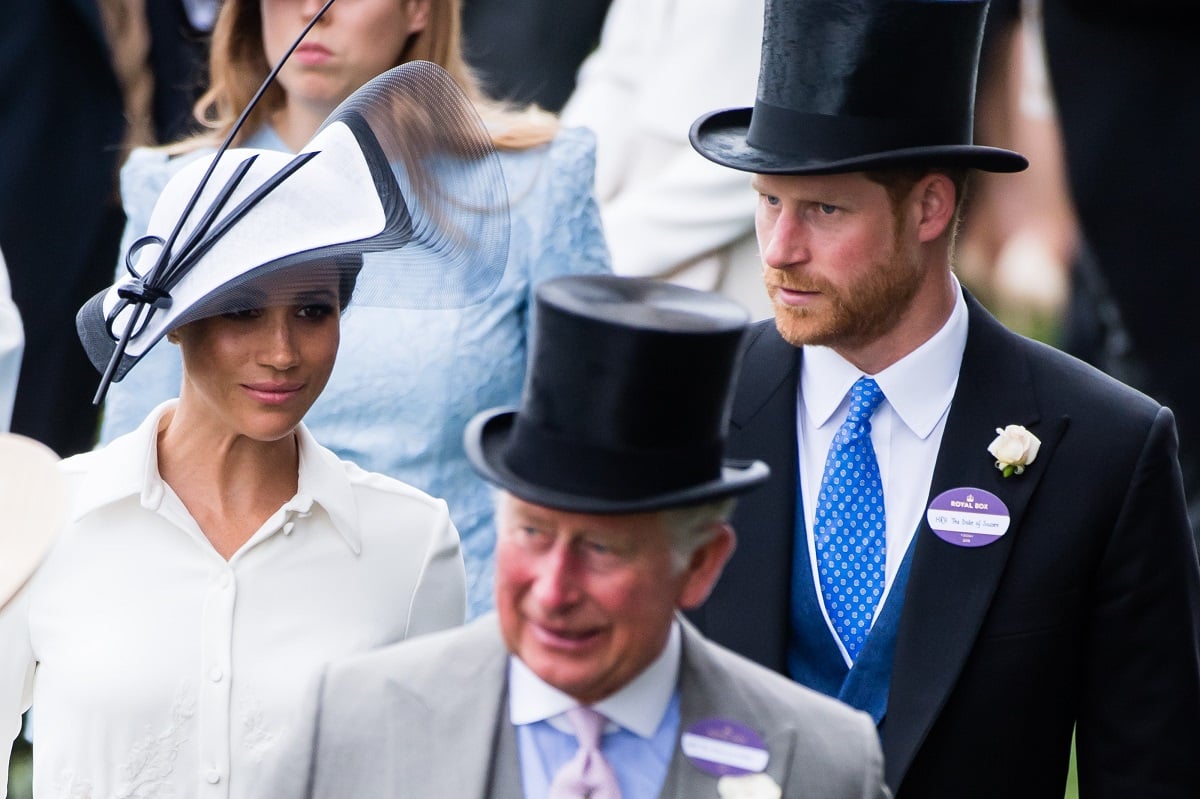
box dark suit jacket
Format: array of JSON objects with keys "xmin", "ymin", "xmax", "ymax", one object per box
[
  {"xmin": 1041, "ymin": 0, "xmax": 1200, "ymax": 521},
  {"xmin": 689, "ymin": 292, "xmax": 1200, "ymax": 797}
]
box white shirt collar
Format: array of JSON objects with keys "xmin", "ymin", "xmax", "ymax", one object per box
[
  {"xmin": 508, "ymin": 620, "xmax": 681, "ymax": 739},
  {"xmin": 71, "ymin": 399, "xmax": 362, "ymax": 552},
  {"xmin": 801, "ymin": 278, "xmax": 968, "ymax": 438}
]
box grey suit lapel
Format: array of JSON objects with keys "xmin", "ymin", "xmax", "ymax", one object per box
[
  {"xmin": 884, "ymin": 293, "xmax": 1066, "ymax": 787},
  {"xmin": 386, "ymin": 619, "xmax": 514, "ymax": 797},
  {"xmin": 659, "ymin": 620, "xmax": 797, "ymax": 797},
  {"xmin": 486, "ymin": 701, "xmax": 525, "ymax": 799}
]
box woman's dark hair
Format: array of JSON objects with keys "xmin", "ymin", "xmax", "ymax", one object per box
[{"xmin": 337, "ymin": 255, "xmax": 364, "ymax": 311}]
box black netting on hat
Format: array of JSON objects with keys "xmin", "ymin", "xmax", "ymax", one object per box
[{"xmin": 329, "ymin": 61, "xmax": 509, "ymax": 310}]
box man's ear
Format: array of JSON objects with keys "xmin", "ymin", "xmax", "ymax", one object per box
[
  {"xmin": 915, "ymin": 172, "xmax": 957, "ymax": 244},
  {"xmin": 677, "ymin": 524, "xmax": 736, "ymax": 610}
]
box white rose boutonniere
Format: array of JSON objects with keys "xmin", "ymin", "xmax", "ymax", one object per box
[
  {"xmin": 988, "ymin": 424, "xmax": 1041, "ymax": 477},
  {"xmin": 717, "ymin": 773, "xmax": 782, "ymax": 799}
]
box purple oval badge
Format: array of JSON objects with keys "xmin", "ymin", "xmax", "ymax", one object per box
[
  {"xmin": 926, "ymin": 487, "xmax": 1010, "ymax": 548},
  {"xmin": 681, "ymin": 718, "xmax": 769, "ymax": 777}
]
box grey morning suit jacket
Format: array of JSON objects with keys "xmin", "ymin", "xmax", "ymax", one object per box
[{"xmin": 301, "ymin": 614, "xmax": 888, "ymax": 798}]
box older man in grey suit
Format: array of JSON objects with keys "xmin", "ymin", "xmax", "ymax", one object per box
[{"xmin": 300, "ymin": 275, "xmax": 888, "ymax": 799}]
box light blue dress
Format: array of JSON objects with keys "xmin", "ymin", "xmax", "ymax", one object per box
[{"xmin": 99, "ymin": 125, "xmax": 612, "ymax": 618}]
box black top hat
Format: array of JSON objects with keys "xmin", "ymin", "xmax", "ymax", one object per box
[
  {"xmin": 691, "ymin": 0, "xmax": 1028, "ymax": 175},
  {"xmin": 464, "ymin": 275, "xmax": 770, "ymax": 514}
]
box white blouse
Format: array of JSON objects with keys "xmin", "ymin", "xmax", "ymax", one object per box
[{"xmin": 0, "ymin": 402, "xmax": 466, "ymax": 799}]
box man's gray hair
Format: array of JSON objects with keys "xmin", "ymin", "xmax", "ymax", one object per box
[
  {"xmin": 490, "ymin": 489, "xmax": 735, "ymax": 574},
  {"xmin": 662, "ymin": 498, "xmax": 737, "ymax": 573}
]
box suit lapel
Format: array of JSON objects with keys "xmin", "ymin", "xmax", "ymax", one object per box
[
  {"xmin": 486, "ymin": 703, "xmax": 525, "ymax": 799},
  {"xmin": 700, "ymin": 322, "xmax": 801, "ymax": 671},
  {"xmin": 660, "ymin": 621, "xmax": 797, "ymax": 797},
  {"xmin": 883, "ymin": 294, "xmax": 1068, "ymax": 787}
]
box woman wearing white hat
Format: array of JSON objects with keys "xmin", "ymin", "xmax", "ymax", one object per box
[
  {"xmin": 0, "ymin": 63, "xmax": 500, "ymax": 799},
  {"xmin": 98, "ymin": 0, "xmax": 612, "ymax": 621}
]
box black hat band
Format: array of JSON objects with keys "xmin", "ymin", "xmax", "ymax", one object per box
[
  {"xmin": 503, "ymin": 417, "xmax": 724, "ymax": 501},
  {"xmin": 746, "ymin": 99, "xmax": 969, "ymax": 162}
]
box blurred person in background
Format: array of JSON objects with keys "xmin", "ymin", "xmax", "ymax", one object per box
[
  {"xmin": 104, "ymin": 0, "xmax": 221, "ymax": 148},
  {"xmin": 0, "ymin": 0, "xmax": 125, "ymax": 457},
  {"xmin": 1039, "ymin": 0, "xmax": 1200, "ymax": 533},
  {"xmin": 561, "ymin": 0, "xmax": 772, "ymax": 320},
  {"xmin": 955, "ymin": 0, "xmax": 1076, "ymax": 341},
  {"xmin": 461, "ymin": 0, "xmax": 611, "ymax": 113},
  {"xmin": 0, "ymin": 0, "xmax": 222, "ymax": 458},
  {"xmin": 146, "ymin": 0, "xmax": 221, "ymax": 142}
]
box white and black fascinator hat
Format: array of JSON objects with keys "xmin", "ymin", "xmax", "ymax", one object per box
[{"xmin": 78, "ymin": 10, "xmax": 508, "ymax": 403}]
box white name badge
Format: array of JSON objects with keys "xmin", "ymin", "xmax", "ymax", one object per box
[{"xmin": 681, "ymin": 719, "xmax": 769, "ymax": 777}]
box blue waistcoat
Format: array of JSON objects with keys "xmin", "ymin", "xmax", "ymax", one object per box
[{"xmin": 787, "ymin": 486, "xmax": 915, "ymax": 726}]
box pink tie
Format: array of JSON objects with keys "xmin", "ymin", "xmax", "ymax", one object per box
[{"xmin": 547, "ymin": 706, "xmax": 622, "ymax": 799}]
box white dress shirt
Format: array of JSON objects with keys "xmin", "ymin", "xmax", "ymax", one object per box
[
  {"xmin": 0, "ymin": 401, "xmax": 466, "ymax": 799},
  {"xmin": 0, "ymin": 247, "xmax": 23, "ymax": 431},
  {"xmin": 798, "ymin": 283, "xmax": 968, "ymax": 664}
]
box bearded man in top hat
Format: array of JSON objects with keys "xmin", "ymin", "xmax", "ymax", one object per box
[
  {"xmin": 686, "ymin": 0, "xmax": 1200, "ymax": 797},
  {"xmin": 296, "ymin": 274, "xmax": 889, "ymax": 798}
]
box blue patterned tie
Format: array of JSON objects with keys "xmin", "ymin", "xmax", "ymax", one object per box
[{"xmin": 814, "ymin": 377, "xmax": 886, "ymax": 662}]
